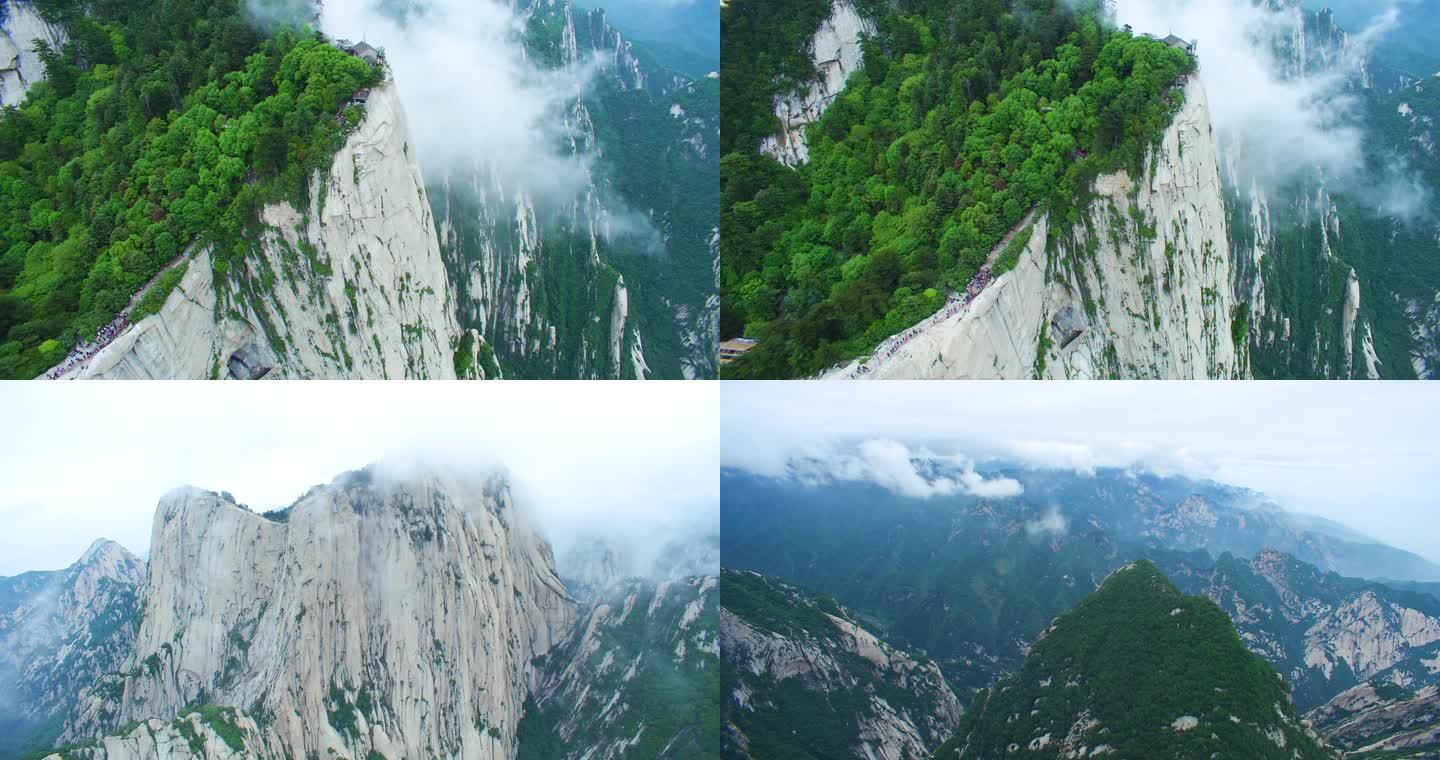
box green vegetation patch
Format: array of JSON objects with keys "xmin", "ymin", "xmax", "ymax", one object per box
[
  {"xmin": 720, "ymin": 0, "xmax": 1195, "ymax": 377},
  {"xmin": 0, "ymin": 0, "xmax": 379, "ymax": 378}
]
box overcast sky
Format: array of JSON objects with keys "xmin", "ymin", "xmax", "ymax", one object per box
[
  {"xmin": 722, "ymin": 382, "xmax": 1440, "ymax": 564},
  {"xmin": 0, "ymin": 383, "xmax": 717, "ymax": 576}
]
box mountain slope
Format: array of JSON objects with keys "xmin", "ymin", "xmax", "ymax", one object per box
[
  {"xmin": 720, "ymin": 466, "xmax": 1440, "ymax": 709},
  {"xmin": 835, "ymin": 76, "xmax": 1242, "ymax": 380},
  {"xmin": 0, "ymin": 540, "xmax": 144, "ymax": 758},
  {"xmin": 1168, "ymin": 548, "xmax": 1440, "ymax": 710},
  {"xmin": 0, "ymin": 1, "xmax": 442, "ymax": 380},
  {"xmin": 932, "ymin": 561, "xmax": 1331, "ymax": 759},
  {"xmin": 519, "ymin": 575, "xmax": 719, "ymax": 759},
  {"xmin": 436, "ymin": 0, "xmax": 718, "ymax": 379},
  {"xmin": 1308, "ymin": 681, "xmax": 1440, "ymax": 757},
  {"xmin": 721, "ymin": 570, "xmax": 961, "ymax": 760},
  {"xmin": 1225, "ymin": 0, "xmax": 1440, "ymax": 379},
  {"xmin": 73, "ymin": 76, "xmax": 470, "ymax": 380},
  {"xmin": 56, "ymin": 465, "xmax": 576, "ymax": 759},
  {"xmin": 721, "ymin": 0, "xmax": 1228, "ymax": 378}
]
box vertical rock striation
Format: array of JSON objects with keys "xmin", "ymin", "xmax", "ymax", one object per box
[
  {"xmin": 72, "ymin": 77, "xmax": 462, "ymax": 380},
  {"xmin": 757, "ymin": 0, "xmax": 875, "ymax": 166},
  {"xmin": 61, "ymin": 464, "xmax": 576, "ymax": 759},
  {"xmin": 0, "ymin": 540, "xmax": 144, "ymax": 757},
  {"xmin": 845, "ymin": 77, "xmax": 1241, "ymax": 380}
]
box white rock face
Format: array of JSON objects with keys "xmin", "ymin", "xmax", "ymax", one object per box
[
  {"xmin": 0, "ymin": 540, "xmax": 144, "ymax": 743},
  {"xmin": 525, "ymin": 575, "xmax": 718, "ymax": 758},
  {"xmin": 46, "ymin": 713, "xmax": 263, "ymax": 760},
  {"xmin": 62, "ymin": 466, "xmax": 576, "ymax": 759},
  {"xmin": 72, "ymin": 78, "xmax": 461, "ymax": 379},
  {"xmin": 837, "ymin": 77, "xmax": 1241, "ymax": 380},
  {"xmin": 0, "ymin": 0, "xmax": 64, "ymax": 107},
  {"xmin": 758, "ymin": 0, "xmax": 875, "ymax": 166},
  {"xmin": 1342, "ymin": 268, "xmax": 1361, "ymax": 376},
  {"xmin": 1304, "ymin": 592, "xmax": 1440, "ymax": 681},
  {"xmin": 722, "ymin": 577, "xmax": 961, "ymax": 759}
]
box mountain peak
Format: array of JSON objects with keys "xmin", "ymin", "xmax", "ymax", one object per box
[
  {"xmin": 937, "ymin": 557, "xmax": 1331, "ymax": 759},
  {"xmin": 74, "ymin": 538, "xmax": 139, "ymax": 570}
]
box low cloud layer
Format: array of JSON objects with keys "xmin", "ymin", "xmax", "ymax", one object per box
[
  {"xmin": 0, "ymin": 383, "xmax": 717, "ymax": 576},
  {"xmin": 722, "ymin": 382, "xmax": 1440, "ymax": 564},
  {"xmin": 1025, "ymin": 506, "xmax": 1069, "ymax": 538},
  {"xmin": 1114, "ymin": 0, "xmax": 1430, "ymax": 218},
  {"xmin": 317, "ymin": 0, "xmax": 601, "ymax": 204},
  {"xmin": 770, "ymin": 438, "xmax": 1023, "ymax": 500}
]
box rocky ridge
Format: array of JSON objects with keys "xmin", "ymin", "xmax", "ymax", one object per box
[
  {"xmin": 721, "ymin": 570, "xmax": 961, "ymax": 759},
  {"xmin": 757, "ymin": 0, "xmax": 874, "ymax": 166},
  {"xmin": 69, "ymin": 77, "xmax": 466, "ymax": 380},
  {"xmin": 56, "ymin": 465, "xmax": 576, "ymax": 759},
  {"xmin": 1308, "ymin": 681, "xmax": 1440, "ymax": 755},
  {"xmin": 0, "ymin": 540, "xmax": 145, "ymax": 757},
  {"xmin": 519, "ymin": 575, "xmax": 720, "ymax": 759},
  {"xmin": 838, "ymin": 77, "xmax": 1242, "ymax": 380}
]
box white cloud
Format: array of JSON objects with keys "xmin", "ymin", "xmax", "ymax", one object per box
[
  {"xmin": 721, "ymin": 382, "xmax": 1440, "ymax": 564},
  {"xmin": 766, "ymin": 438, "xmax": 1022, "ymax": 500},
  {"xmin": 316, "ymin": 0, "xmax": 604, "ymax": 206},
  {"xmin": 1114, "ymin": 0, "xmax": 1428, "ymax": 216},
  {"xmin": 0, "ymin": 382, "xmax": 717, "ymax": 575},
  {"xmin": 1025, "ymin": 506, "xmax": 1068, "ymax": 538}
]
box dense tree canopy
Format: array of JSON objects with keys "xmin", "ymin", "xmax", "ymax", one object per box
[
  {"xmin": 0, "ymin": 0, "xmax": 378, "ymax": 378},
  {"xmin": 720, "ymin": 0, "xmax": 1195, "ymax": 378}
]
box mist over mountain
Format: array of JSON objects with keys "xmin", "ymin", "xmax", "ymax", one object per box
[
  {"xmin": 0, "ymin": 457, "xmax": 718, "ymax": 759},
  {"xmin": 720, "ymin": 449, "xmax": 1440, "ymax": 757}
]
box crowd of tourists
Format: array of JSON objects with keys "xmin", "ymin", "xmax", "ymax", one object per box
[
  {"xmin": 846, "ymin": 263, "xmax": 999, "ymax": 378},
  {"xmin": 42, "ymin": 316, "xmax": 131, "ymax": 379}
]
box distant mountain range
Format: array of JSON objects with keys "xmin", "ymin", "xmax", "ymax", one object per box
[
  {"xmin": 0, "ymin": 464, "xmax": 719, "ymax": 760},
  {"xmin": 720, "ymin": 463, "xmax": 1440, "ymax": 758}
]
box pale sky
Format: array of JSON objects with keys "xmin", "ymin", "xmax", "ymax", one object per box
[
  {"xmin": 722, "ymin": 382, "xmax": 1440, "ymax": 564},
  {"xmin": 0, "ymin": 382, "xmax": 717, "ymax": 576}
]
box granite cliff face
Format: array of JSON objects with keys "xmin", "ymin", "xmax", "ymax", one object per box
[
  {"xmin": 0, "ymin": 0, "xmax": 64, "ymax": 107},
  {"xmin": 840, "ymin": 77, "xmax": 1242, "ymax": 380},
  {"xmin": 757, "ymin": 0, "xmax": 874, "ymax": 166},
  {"xmin": 721, "ymin": 571, "xmax": 961, "ymax": 760},
  {"xmin": 58, "ymin": 465, "xmax": 575, "ymax": 759},
  {"xmin": 1308, "ymin": 681, "xmax": 1440, "ymax": 755},
  {"xmin": 519, "ymin": 575, "xmax": 720, "ymax": 758},
  {"xmin": 436, "ymin": 0, "xmax": 719, "ymax": 379},
  {"xmin": 0, "ymin": 540, "xmax": 144, "ymax": 757},
  {"xmin": 68, "ymin": 78, "xmax": 466, "ymax": 380},
  {"xmin": 1166, "ymin": 547, "xmax": 1440, "ymax": 710}
]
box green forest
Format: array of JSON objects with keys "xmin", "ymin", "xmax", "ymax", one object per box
[
  {"xmin": 720, "ymin": 0, "xmax": 1195, "ymax": 377},
  {"xmin": 933, "ymin": 561, "xmax": 1332, "ymax": 759},
  {"xmin": 0, "ymin": 0, "xmax": 377, "ymax": 379}
]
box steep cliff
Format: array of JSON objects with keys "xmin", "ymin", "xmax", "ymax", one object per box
[
  {"xmin": 66, "ymin": 77, "xmax": 465, "ymax": 380},
  {"xmin": 1308, "ymin": 681, "xmax": 1440, "ymax": 755},
  {"xmin": 0, "ymin": 540, "xmax": 144, "ymax": 758},
  {"xmin": 435, "ymin": 0, "xmax": 718, "ymax": 379},
  {"xmin": 1225, "ymin": 0, "xmax": 1440, "ymax": 379},
  {"xmin": 1171, "ymin": 548, "xmax": 1440, "ymax": 710},
  {"xmin": 518, "ymin": 575, "xmax": 720, "ymax": 759},
  {"xmin": 0, "ymin": 0, "xmax": 64, "ymax": 107},
  {"xmin": 835, "ymin": 77, "xmax": 1243, "ymax": 380},
  {"xmin": 721, "ymin": 570, "xmax": 961, "ymax": 760},
  {"xmin": 756, "ymin": 0, "xmax": 874, "ymax": 166},
  {"xmin": 58, "ymin": 465, "xmax": 576, "ymax": 759}
]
